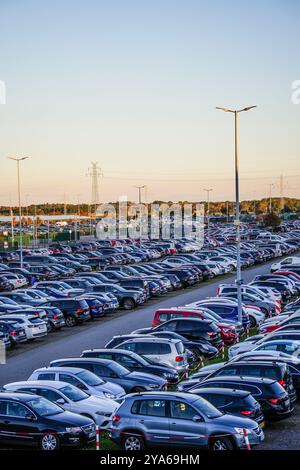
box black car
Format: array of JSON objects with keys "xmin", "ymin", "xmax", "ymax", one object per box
[
  {"xmin": 34, "ymin": 306, "xmax": 66, "ymax": 332},
  {"xmin": 135, "ymin": 318, "xmax": 223, "ymax": 350},
  {"xmin": 0, "ymin": 320, "xmax": 27, "ymax": 346},
  {"xmin": 0, "ymin": 330, "xmax": 11, "ymax": 349},
  {"xmin": 27, "ymin": 265, "xmax": 59, "ymax": 280},
  {"xmin": 0, "ymin": 392, "xmax": 96, "ymax": 449},
  {"xmin": 187, "ymin": 376, "xmax": 293, "ymax": 420},
  {"xmin": 81, "ymin": 349, "xmax": 179, "ymax": 385},
  {"xmin": 163, "ymin": 269, "xmax": 197, "ymax": 287},
  {"xmin": 47, "ymin": 298, "xmax": 91, "ymax": 327},
  {"xmin": 91, "ymin": 283, "xmax": 143, "ymax": 310},
  {"xmin": 183, "ymin": 360, "xmax": 297, "ymax": 402},
  {"xmin": 191, "ymin": 387, "xmax": 265, "ymax": 426},
  {"xmin": 142, "ymin": 330, "xmax": 218, "ymax": 359}
]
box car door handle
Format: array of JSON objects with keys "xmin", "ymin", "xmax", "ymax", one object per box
[
  {"xmin": 4, "ymin": 420, "xmax": 10, "ymax": 424},
  {"xmin": 171, "ymin": 422, "xmax": 177, "ymax": 425},
  {"xmin": 139, "ymin": 419, "xmax": 145, "ymax": 423}
]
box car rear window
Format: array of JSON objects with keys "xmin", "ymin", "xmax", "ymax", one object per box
[{"xmin": 175, "ymin": 342, "xmax": 185, "ymax": 355}]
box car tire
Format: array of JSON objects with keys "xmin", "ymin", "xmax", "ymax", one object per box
[
  {"xmin": 123, "ymin": 298, "xmax": 135, "ymax": 310},
  {"xmin": 249, "ymin": 315, "xmax": 257, "ymax": 328},
  {"xmin": 39, "ymin": 432, "xmax": 60, "ymax": 451},
  {"xmin": 65, "ymin": 315, "xmax": 76, "ymax": 327},
  {"xmin": 210, "ymin": 436, "xmax": 234, "ymax": 451},
  {"xmin": 122, "ymin": 434, "xmax": 145, "ymax": 451}
]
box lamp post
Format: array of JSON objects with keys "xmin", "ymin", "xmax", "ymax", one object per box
[
  {"xmin": 8, "ymin": 157, "xmax": 29, "ymax": 268},
  {"xmin": 269, "ymin": 183, "xmax": 274, "ymax": 213},
  {"xmin": 216, "ymin": 106, "xmax": 257, "ymax": 323},
  {"xmin": 133, "ymin": 185, "xmax": 146, "ymax": 244},
  {"xmin": 203, "ymin": 188, "xmax": 213, "ymax": 246}
]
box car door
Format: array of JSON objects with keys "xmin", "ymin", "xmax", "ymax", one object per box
[
  {"xmin": 168, "ymin": 400, "xmax": 207, "ymax": 446},
  {"xmin": 1, "ymin": 400, "xmax": 39, "ymax": 443},
  {"xmin": 133, "ymin": 399, "xmax": 170, "ymax": 444},
  {"xmin": 35, "ymin": 387, "xmax": 68, "ymax": 410},
  {"xmin": 58, "ymin": 373, "xmax": 90, "ymax": 392}
]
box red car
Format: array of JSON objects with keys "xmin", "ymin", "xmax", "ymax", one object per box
[{"xmin": 152, "ymin": 307, "xmax": 238, "ymax": 345}]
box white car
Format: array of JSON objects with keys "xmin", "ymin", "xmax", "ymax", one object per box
[
  {"xmin": 271, "ymin": 256, "xmax": 300, "ymax": 272},
  {"xmin": 3, "ymin": 381, "xmax": 119, "ymax": 429},
  {"xmin": 0, "ymin": 273, "xmax": 27, "ymax": 289},
  {"xmin": 28, "ymin": 367, "xmax": 126, "ymax": 401},
  {"xmin": 0, "ymin": 314, "xmax": 48, "ymax": 339}
]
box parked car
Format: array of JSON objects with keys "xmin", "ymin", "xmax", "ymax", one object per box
[
  {"xmin": 0, "ymin": 320, "xmax": 27, "ymax": 347},
  {"xmin": 184, "ymin": 376, "xmax": 293, "ymax": 420},
  {"xmin": 0, "ymin": 392, "xmax": 96, "ymax": 449},
  {"xmin": 0, "ymin": 314, "xmax": 48, "ymax": 340},
  {"xmin": 110, "ymin": 391, "xmax": 264, "ymax": 450},
  {"xmin": 190, "ymin": 387, "xmax": 265, "ymax": 426},
  {"xmin": 47, "ymin": 298, "xmax": 91, "ymax": 326},
  {"xmin": 29, "ymin": 366, "xmax": 126, "ymax": 400},
  {"xmin": 116, "ymin": 337, "xmax": 189, "ymax": 374},
  {"xmin": 81, "ymin": 349, "xmax": 179, "ymax": 385}
]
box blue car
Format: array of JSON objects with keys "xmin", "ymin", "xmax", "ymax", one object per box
[{"xmin": 110, "ymin": 391, "xmax": 264, "ymax": 450}]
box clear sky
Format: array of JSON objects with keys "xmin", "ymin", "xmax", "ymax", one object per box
[{"xmin": 0, "ymin": 0, "xmax": 299, "ymax": 205}]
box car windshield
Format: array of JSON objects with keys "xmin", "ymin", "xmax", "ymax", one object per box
[
  {"xmin": 28, "ymin": 397, "xmax": 64, "ymax": 416},
  {"xmin": 195, "ymin": 397, "xmax": 223, "ymax": 418},
  {"xmin": 60, "ymin": 385, "xmax": 88, "ymax": 401},
  {"xmin": 77, "ymin": 370, "xmax": 104, "ymax": 386},
  {"xmin": 58, "ymin": 282, "xmax": 72, "ymax": 289},
  {"xmin": 110, "ymin": 362, "xmax": 130, "ymax": 376},
  {"xmin": 32, "ymin": 290, "xmax": 49, "ymax": 298}
]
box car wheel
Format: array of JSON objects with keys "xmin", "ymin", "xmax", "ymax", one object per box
[
  {"xmin": 249, "ymin": 315, "xmax": 257, "ymax": 328},
  {"xmin": 122, "ymin": 434, "xmax": 145, "ymax": 451},
  {"xmin": 123, "ymin": 298, "xmax": 135, "ymax": 310},
  {"xmin": 65, "ymin": 315, "xmax": 76, "ymax": 327},
  {"xmin": 210, "ymin": 436, "xmax": 234, "ymax": 451},
  {"xmin": 39, "ymin": 432, "xmax": 60, "ymax": 451}
]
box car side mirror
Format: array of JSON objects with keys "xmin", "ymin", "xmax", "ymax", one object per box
[
  {"xmin": 56, "ymin": 398, "xmax": 65, "ymax": 405},
  {"xmin": 25, "ymin": 413, "xmax": 36, "ymax": 421},
  {"xmin": 192, "ymin": 415, "xmax": 202, "ymax": 423}
]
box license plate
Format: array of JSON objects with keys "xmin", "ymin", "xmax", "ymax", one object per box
[{"xmin": 259, "ymin": 421, "xmax": 265, "ymax": 428}]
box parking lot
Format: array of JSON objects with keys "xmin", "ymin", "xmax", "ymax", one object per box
[{"xmin": 0, "ymin": 223, "xmax": 300, "ymax": 451}]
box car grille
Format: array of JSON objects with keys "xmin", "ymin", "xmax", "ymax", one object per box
[{"xmin": 82, "ymin": 423, "xmax": 96, "ymax": 434}]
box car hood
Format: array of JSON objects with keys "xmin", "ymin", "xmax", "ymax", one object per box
[
  {"xmin": 211, "ymin": 413, "xmax": 257, "ymax": 429},
  {"xmin": 94, "ymin": 381, "xmax": 125, "ymax": 396},
  {"xmin": 81, "ymin": 396, "xmax": 118, "ymax": 412},
  {"xmin": 127, "ymin": 371, "xmax": 165, "ymax": 384},
  {"xmin": 45, "ymin": 410, "xmax": 94, "ymax": 427}
]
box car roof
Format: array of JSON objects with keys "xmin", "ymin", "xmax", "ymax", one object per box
[
  {"xmin": 34, "ymin": 366, "xmax": 88, "ymax": 375},
  {"xmin": 5, "ymin": 380, "xmax": 72, "ymax": 390},
  {"xmin": 0, "ymin": 392, "xmax": 39, "ymax": 402},
  {"xmin": 191, "ymin": 387, "xmax": 249, "ymax": 397},
  {"xmin": 119, "ymin": 337, "xmax": 179, "ymax": 344},
  {"xmin": 51, "ymin": 357, "xmax": 114, "ymax": 366},
  {"xmin": 82, "ymin": 348, "xmax": 133, "ymax": 356},
  {"xmin": 125, "ymin": 391, "xmax": 201, "ymax": 402},
  {"xmin": 202, "ymin": 375, "xmax": 276, "ymax": 384}
]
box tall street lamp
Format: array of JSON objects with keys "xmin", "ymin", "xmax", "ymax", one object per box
[
  {"xmin": 216, "ymin": 106, "xmax": 257, "ymax": 323},
  {"xmin": 203, "ymin": 188, "xmax": 213, "ymax": 245},
  {"xmin": 268, "ymin": 183, "xmax": 274, "ymax": 213},
  {"xmin": 8, "ymin": 157, "xmax": 29, "ymax": 268},
  {"xmin": 133, "ymin": 185, "xmax": 146, "ymax": 204}
]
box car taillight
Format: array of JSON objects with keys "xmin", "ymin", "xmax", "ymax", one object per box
[
  {"xmin": 10, "ymin": 331, "xmax": 18, "ymax": 336},
  {"xmin": 217, "ymin": 288, "xmax": 220, "ymax": 296},
  {"xmin": 52, "ymin": 314, "xmax": 58, "ymax": 319},
  {"xmin": 278, "ymin": 380, "xmax": 287, "ymax": 388},
  {"xmin": 75, "ymin": 308, "xmax": 86, "ymax": 313},
  {"xmin": 268, "ymin": 397, "xmax": 282, "ymax": 405},
  {"xmin": 175, "ymin": 356, "xmax": 184, "ymax": 362},
  {"xmin": 112, "ymin": 414, "xmax": 121, "ymax": 423},
  {"xmin": 240, "ymin": 410, "xmax": 253, "ymax": 416},
  {"xmin": 207, "ymin": 332, "xmax": 214, "ymax": 336}
]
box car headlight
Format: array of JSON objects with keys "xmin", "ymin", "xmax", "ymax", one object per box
[
  {"xmin": 66, "ymin": 427, "xmax": 82, "ymax": 434},
  {"xmin": 234, "ymin": 427, "xmax": 250, "ymax": 435},
  {"xmin": 104, "ymin": 392, "xmax": 116, "ymax": 399}
]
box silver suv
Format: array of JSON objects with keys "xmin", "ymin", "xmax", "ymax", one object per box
[
  {"xmin": 110, "ymin": 391, "xmax": 264, "ymax": 450},
  {"xmin": 117, "ymin": 337, "xmax": 189, "ymax": 374}
]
